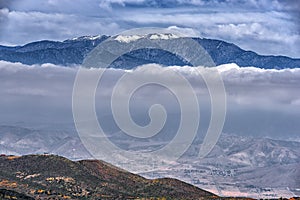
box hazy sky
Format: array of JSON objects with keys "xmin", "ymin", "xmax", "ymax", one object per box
[{"xmin": 0, "ymin": 0, "xmax": 299, "ymax": 57}]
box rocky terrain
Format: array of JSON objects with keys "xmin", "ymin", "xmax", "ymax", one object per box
[{"xmin": 0, "ymin": 154, "xmax": 259, "ymax": 200}]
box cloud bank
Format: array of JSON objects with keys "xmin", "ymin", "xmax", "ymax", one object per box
[{"xmin": 0, "ymin": 61, "xmax": 299, "ymax": 140}]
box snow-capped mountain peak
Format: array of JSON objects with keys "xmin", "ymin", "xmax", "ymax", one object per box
[
  {"xmin": 114, "ymin": 33, "xmax": 180, "ymax": 43},
  {"xmin": 69, "ymin": 35, "xmax": 103, "ymax": 41},
  {"xmin": 114, "ymin": 35, "xmax": 144, "ymax": 43},
  {"xmin": 148, "ymin": 33, "xmax": 180, "ymax": 40}
]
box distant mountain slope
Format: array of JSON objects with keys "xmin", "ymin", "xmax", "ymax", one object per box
[
  {"xmin": 0, "ymin": 125, "xmax": 92, "ymax": 160},
  {"xmin": 1, "ymin": 125, "xmax": 299, "ymax": 168},
  {"xmin": 0, "ymin": 36, "xmax": 108, "ymax": 66},
  {"xmin": 0, "ymin": 35, "xmax": 299, "ymax": 69},
  {"xmin": 0, "ymin": 154, "xmax": 222, "ymax": 199},
  {"xmin": 194, "ymin": 38, "xmax": 300, "ymax": 69}
]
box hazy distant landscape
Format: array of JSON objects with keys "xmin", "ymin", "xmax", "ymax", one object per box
[{"xmin": 0, "ymin": 0, "xmax": 299, "ymax": 199}]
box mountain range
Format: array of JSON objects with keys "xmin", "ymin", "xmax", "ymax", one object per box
[
  {"xmin": 0, "ymin": 125, "xmax": 299, "ymax": 198},
  {"xmin": 0, "ymin": 34, "xmax": 299, "ymax": 69}
]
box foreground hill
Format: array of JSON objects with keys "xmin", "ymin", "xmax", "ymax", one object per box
[
  {"xmin": 0, "ymin": 34, "xmax": 299, "ymax": 69},
  {"xmin": 0, "ymin": 154, "xmax": 254, "ymax": 200}
]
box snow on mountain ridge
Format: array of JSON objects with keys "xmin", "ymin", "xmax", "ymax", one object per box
[
  {"xmin": 114, "ymin": 33, "xmax": 180, "ymax": 43},
  {"xmin": 149, "ymin": 33, "xmax": 180, "ymax": 40},
  {"xmin": 114, "ymin": 35, "xmax": 143, "ymax": 43},
  {"xmin": 69, "ymin": 35, "xmax": 103, "ymax": 41}
]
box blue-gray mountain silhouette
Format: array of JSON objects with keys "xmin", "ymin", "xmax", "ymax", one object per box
[{"xmin": 0, "ymin": 35, "xmax": 299, "ymax": 69}]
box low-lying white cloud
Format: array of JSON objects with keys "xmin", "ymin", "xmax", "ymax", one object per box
[{"xmin": 0, "ymin": 60, "xmax": 299, "ymax": 139}]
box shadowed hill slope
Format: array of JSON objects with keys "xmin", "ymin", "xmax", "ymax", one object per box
[{"xmin": 0, "ymin": 154, "xmax": 224, "ymax": 199}]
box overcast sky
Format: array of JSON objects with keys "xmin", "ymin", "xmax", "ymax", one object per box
[{"xmin": 0, "ymin": 0, "xmax": 299, "ymax": 57}]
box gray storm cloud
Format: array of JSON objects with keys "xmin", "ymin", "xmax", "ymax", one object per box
[
  {"xmin": 0, "ymin": 61, "xmax": 299, "ymax": 140},
  {"xmin": 0, "ymin": 0, "xmax": 299, "ymax": 57}
]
